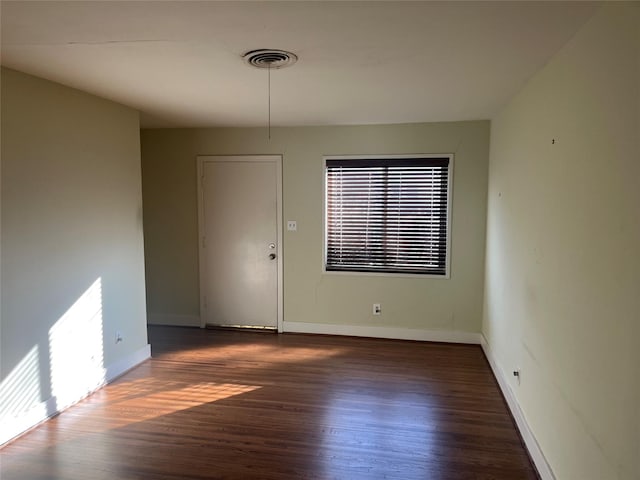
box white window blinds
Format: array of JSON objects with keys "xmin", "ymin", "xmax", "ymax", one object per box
[{"xmin": 325, "ymin": 157, "xmax": 451, "ymax": 275}]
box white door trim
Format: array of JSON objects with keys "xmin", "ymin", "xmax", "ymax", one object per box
[{"xmin": 196, "ymin": 155, "xmax": 284, "ymax": 332}]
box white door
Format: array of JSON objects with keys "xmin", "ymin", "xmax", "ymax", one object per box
[{"xmin": 197, "ymin": 155, "xmax": 282, "ymax": 330}]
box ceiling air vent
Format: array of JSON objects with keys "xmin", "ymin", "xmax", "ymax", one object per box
[{"xmin": 243, "ymin": 49, "xmax": 298, "ymax": 69}]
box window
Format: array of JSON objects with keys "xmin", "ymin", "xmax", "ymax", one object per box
[{"xmin": 324, "ymin": 155, "xmax": 452, "ymax": 276}]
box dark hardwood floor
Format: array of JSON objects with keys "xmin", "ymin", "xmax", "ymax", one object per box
[{"xmin": 1, "ymin": 326, "xmax": 538, "ymax": 479}]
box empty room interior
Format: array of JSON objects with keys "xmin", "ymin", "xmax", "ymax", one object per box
[{"xmin": 1, "ymin": 1, "xmax": 639, "ymax": 479}]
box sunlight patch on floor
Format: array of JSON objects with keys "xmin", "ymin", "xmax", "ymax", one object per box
[
  {"xmin": 158, "ymin": 342, "xmax": 347, "ymax": 364},
  {"xmin": 66, "ymin": 381, "xmax": 260, "ymax": 431}
]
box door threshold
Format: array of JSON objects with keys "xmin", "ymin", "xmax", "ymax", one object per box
[{"xmin": 205, "ymin": 324, "xmax": 277, "ymax": 333}]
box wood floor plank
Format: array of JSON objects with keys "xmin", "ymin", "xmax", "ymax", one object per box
[{"xmin": 1, "ymin": 326, "xmax": 539, "ymax": 479}]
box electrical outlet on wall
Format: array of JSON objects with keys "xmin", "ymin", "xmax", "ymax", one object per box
[
  {"xmin": 513, "ymin": 369, "xmax": 521, "ymax": 385},
  {"xmin": 373, "ymin": 303, "xmax": 381, "ymax": 315}
]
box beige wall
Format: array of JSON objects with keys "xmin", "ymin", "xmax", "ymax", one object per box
[
  {"xmin": 141, "ymin": 121, "xmax": 489, "ymax": 334},
  {"xmin": 0, "ymin": 68, "xmax": 148, "ymax": 443},
  {"xmin": 484, "ymin": 4, "xmax": 639, "ymax": 479}
]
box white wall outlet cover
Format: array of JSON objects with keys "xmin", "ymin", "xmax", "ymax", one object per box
[{"xmin": 287, "ymin": 220, "xmax": 297, "ymax": 231}]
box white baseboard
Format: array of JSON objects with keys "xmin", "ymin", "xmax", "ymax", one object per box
[
  {"xmin": 282, "ymin": 321, "xmax": 482, "ymax": 344},
  {"xmin": 0, "ymin": 396, "xmax": 59, "ymax": 448},
  {"xmin": 0, "ymin": 344, "xmax": 151, "ymax": 446},
  {"xmin": 104, "ymin": 344, "xmax": 151, "ymax": 383},
  {"xmin": 147, "ymin": 313, "xmax": 201, "ymax": 327},
  {"xmin": 480, "ymin": 334, "xmax": 555, "ymax": 480}
]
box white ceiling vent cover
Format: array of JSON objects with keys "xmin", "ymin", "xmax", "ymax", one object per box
[{"xmin": 243, "ymin": 49, "xmax": 298, "ymax": 69}]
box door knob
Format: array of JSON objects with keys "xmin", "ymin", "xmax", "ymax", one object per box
[{"xmin": 269, "ymin": 253, "xmax": 277, "ymax": 260}]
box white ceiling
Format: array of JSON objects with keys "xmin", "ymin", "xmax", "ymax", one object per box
[{"xmin": 1, "ymin": 1, "xmax": 598, "ymax": 128}]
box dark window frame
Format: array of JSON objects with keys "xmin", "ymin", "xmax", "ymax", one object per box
[{"xmin": 324, "ymin": 154, "xmax": 453, "ymax": 277}]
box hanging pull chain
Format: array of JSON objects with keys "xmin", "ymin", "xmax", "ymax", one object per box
[
  {"xmin": 243, "ymin": 50, "xmax": 297, "ymax": 141},
  {"xmin": 268, "ymin": 63, "xmax": 271, "ymax": 140}
]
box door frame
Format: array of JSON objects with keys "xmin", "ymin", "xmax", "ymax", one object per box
[{"xmin": 196, "ymin": 155, "xmax": 284, "ymax": 332}]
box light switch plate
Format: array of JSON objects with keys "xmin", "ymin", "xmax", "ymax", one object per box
[{"xmin": 287, "ymin": 220, "xmax": 297, "ymax": 231}]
